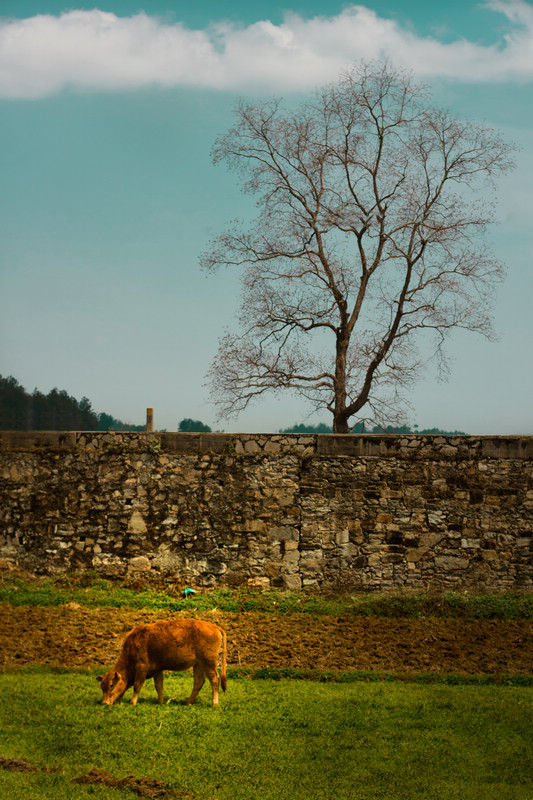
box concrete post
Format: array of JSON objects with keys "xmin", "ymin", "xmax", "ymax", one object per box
[{"xmin": 146, "ymin": 408, "xmax": 154, "ymax": 433}]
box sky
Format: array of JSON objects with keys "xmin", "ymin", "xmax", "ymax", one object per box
[{"xmin": 0, "ymin": 1, "xmax": 532, "ymax": 434}]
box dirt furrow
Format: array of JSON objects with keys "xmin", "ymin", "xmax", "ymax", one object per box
[{"xmin": 0, "ymin": 604, "xmax": 531, "ymax": 675}]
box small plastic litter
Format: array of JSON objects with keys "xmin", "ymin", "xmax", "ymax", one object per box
[{"xmin": 183, "ymin": 587, "xmax": 197, "ymax": 598}]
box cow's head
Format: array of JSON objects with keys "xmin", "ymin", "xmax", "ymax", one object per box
[{"xmin": 97, "ymin": 670, "xmax": 128, "ymax": 705}]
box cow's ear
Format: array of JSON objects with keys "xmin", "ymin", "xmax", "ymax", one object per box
[{"xmin": 96, "ymin": 676, "xmax": 102, "ymax": 683}]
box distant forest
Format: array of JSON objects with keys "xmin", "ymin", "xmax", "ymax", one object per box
[
  {"xmin": 0, "ymin": 375, "xmax": 466, "ymax": 434},
  {"xmin": 0, "ymin": 375, "xmax": 144, "ymax": 432},
  {"xmin": 279, "ymin": 423, "xmax": 467, "ymax": 435}
]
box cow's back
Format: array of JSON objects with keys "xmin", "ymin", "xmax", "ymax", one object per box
[{"xmin": 123, "ymin": 619, "xmax": 223, "ymax": 673}]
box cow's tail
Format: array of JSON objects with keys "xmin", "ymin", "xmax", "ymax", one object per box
[{"xmin": 220, "ymin": 627, "xmax": 227, "ymax": 693}]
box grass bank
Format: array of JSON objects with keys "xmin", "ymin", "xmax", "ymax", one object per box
[
  {"xmin": 1, "ymin": 571, "xmax": 532, "ymax": 619},
  {"xmin": 0, "ymin": 669, "xmax": 531, "ymax": 800}
]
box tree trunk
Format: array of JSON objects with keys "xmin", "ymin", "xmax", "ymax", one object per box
[
  {"xmin": 333, "ymin": 330, "xmax": 351, "ymax": 433},
  {"xmin": 333, "ymin": 414, "xmax": 350, "ymax": 433}
]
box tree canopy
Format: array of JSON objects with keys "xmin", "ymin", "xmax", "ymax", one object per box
[
  {"xmin": 0, "ymin": 375, "xmax": 99, "ymax": 431},
  {"xmin": 97, "ymin": 413, "xmax": 145, "ymax": 432},
  {"xmin": 202, "ymin": 61, "xmax": 515, "ymax": 432},
  {"xmin": 178, "ymin": 418, "xmax": 212, "ymax": 433},
  {"xmin": 0, "ymin": 376, "xmax": 144, "ymax": 432}
]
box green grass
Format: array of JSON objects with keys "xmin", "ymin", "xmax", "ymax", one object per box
[
  {"xmin": 0, "ymin": 668, "xmax": 531, "ymax": 800},
  {"xmin": 238, "ymin": 667, "xmax": 533, "ymax": 687},
  {"xmin": 1, "ymin": 572, "xmax": 532, "ymax": 619}
]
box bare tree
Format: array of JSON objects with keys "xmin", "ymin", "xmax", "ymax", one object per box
[{"xmin": 201, "ymin": 62, "xmax": 515, "ymax": 433}]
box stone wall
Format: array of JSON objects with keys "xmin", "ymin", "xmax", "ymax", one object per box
[{"xmin": 0, "ymin": 431, "xmax": 532, "ymax": 591}]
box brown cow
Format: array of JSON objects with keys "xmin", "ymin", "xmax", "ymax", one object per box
[{"xmin": 97, "ymin": 619, "xmax": 227, "ymax": 707}]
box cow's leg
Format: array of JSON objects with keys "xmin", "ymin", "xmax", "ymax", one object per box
[
  {"xmin": 205, "ymin": 665, "xmax": 220, "ymax": 707},
  {"xmin": 153, "ymin": 671, "xmax": 164, "ymax": 704},
  {"xmin": 130, "ymin": 665, "xmax": 148, "ymax": 706},
  {"xmin": 186, "ymin": 664, "xmax": 205, "ymax": 705}
]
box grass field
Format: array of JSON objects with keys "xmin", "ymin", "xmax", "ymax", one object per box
[
  {"xmin": 1, "ymin": 574, "xmax": 532, "ymax": 798},
  {"xmin": 0, "ymin": 668, "xmax": 532, "ymax": 800}
]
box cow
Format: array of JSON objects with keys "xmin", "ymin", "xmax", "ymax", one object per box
[{"xmin": 97, "ymin": 619, "xmax": 227, "ymax": 708}]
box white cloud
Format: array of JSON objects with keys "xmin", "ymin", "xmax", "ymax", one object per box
[{"xmin": 0, "ymin": 2, "xmax": 532, "ymax": 99}]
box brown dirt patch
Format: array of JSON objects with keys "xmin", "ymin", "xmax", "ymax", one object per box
[
  {"xmin": 0, "ymin": 760, "xmax": 195, "ymax": 799},
  {"xmin": 72, "ymin": 768, "xmax": 196, "ymax": 798},
  {"xmin": 0, "ymin": 603, "xmax": 531, "ymax": 676},
  {"xmin": 0, "ymin": 757, "xmax": 40, "ymax": 773}
]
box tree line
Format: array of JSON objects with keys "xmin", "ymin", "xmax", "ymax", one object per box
[
  {"xmin": 0, "ymin": 376, "xmax": 144, "ymax": 432},
  {"xmin": 0, "ymin": 376, "xmax": 216, "ymax": 433},
  {"xmin": 0, "ymin": 375, "xmax": 464, "ymax": 434},
  {"xmin": 279, "ymin": 422, "xmax": 466, "ymax": 435}
]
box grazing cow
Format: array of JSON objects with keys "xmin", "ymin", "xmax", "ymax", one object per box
[{"xmin": 97, "ymin": 619, "xmax": 227, "ymax": 707}]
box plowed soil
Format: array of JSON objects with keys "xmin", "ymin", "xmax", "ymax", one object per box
[{"xmin": 0, "ymin": 603, "xmax": 531, "ymax": 676}]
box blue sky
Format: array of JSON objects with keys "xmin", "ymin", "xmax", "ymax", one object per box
[{"xmin": 0, "ymin": 1, "xmax": 532, "ymax": 433}]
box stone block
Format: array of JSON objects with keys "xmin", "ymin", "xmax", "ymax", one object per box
[
  {"xmin": 244, "ymin": 439, "xmax": 261, "ymax": 454},
  {"xmin": 268, "ymin": 526, "xmax": 299, "ymax": 542},
  {"xmin": 128, "ymin": 555, "xmax": 151, "ymax": 573},
  {"xmin": 247, "ymin": 519, "xmax": 267, "ymax": 533},
  {"xmin": 434, "ymin": 555, "xmax": 470, "ymax": 570},
  {"xmin": 247, "ymin": 576, "xmax": 271, "ymax": 590},
  {"xmin": 336, "ymin": 528, "xmax": 350, "ymax": 545},
  {"xmin": 481, "ymin": 549, "xmax": 499, "ymax": 563},
  {"xmin": 282, "ymin": 549, "xmax": 300, "ymax": 567},
  {"xmin": 283, "ymin": 540, "xmax": 299, "ymax": 551},
  {"xmin": 282, "ymin": 574, "xmax": 302, "ymax": 590},
  {"xmin": 151, "ymin": 549, "xmax": 183, "ymax": 573},
  {"xmin": 461, "ymin": 538, "xmax": 480, "ymax": 549},
  {"xmin": 405, "ymin": 547, "xmax": 429, "ymax": 563},
  {"xmin": 263, "ymin": 441, "xmax": 280, "ymax": 454},
  {"xmin": 127, "ymin": 511, "xmax": 147, "ymax": 535}
]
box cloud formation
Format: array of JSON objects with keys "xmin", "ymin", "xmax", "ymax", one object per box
[{"xmin": 0, "ymin": 1, "xmax": 532, "ymax": 99}]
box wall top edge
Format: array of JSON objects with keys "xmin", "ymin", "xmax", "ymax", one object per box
[{"xmin": 0, "ymin": 430, "xmax": 532, "ymax": 459}]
